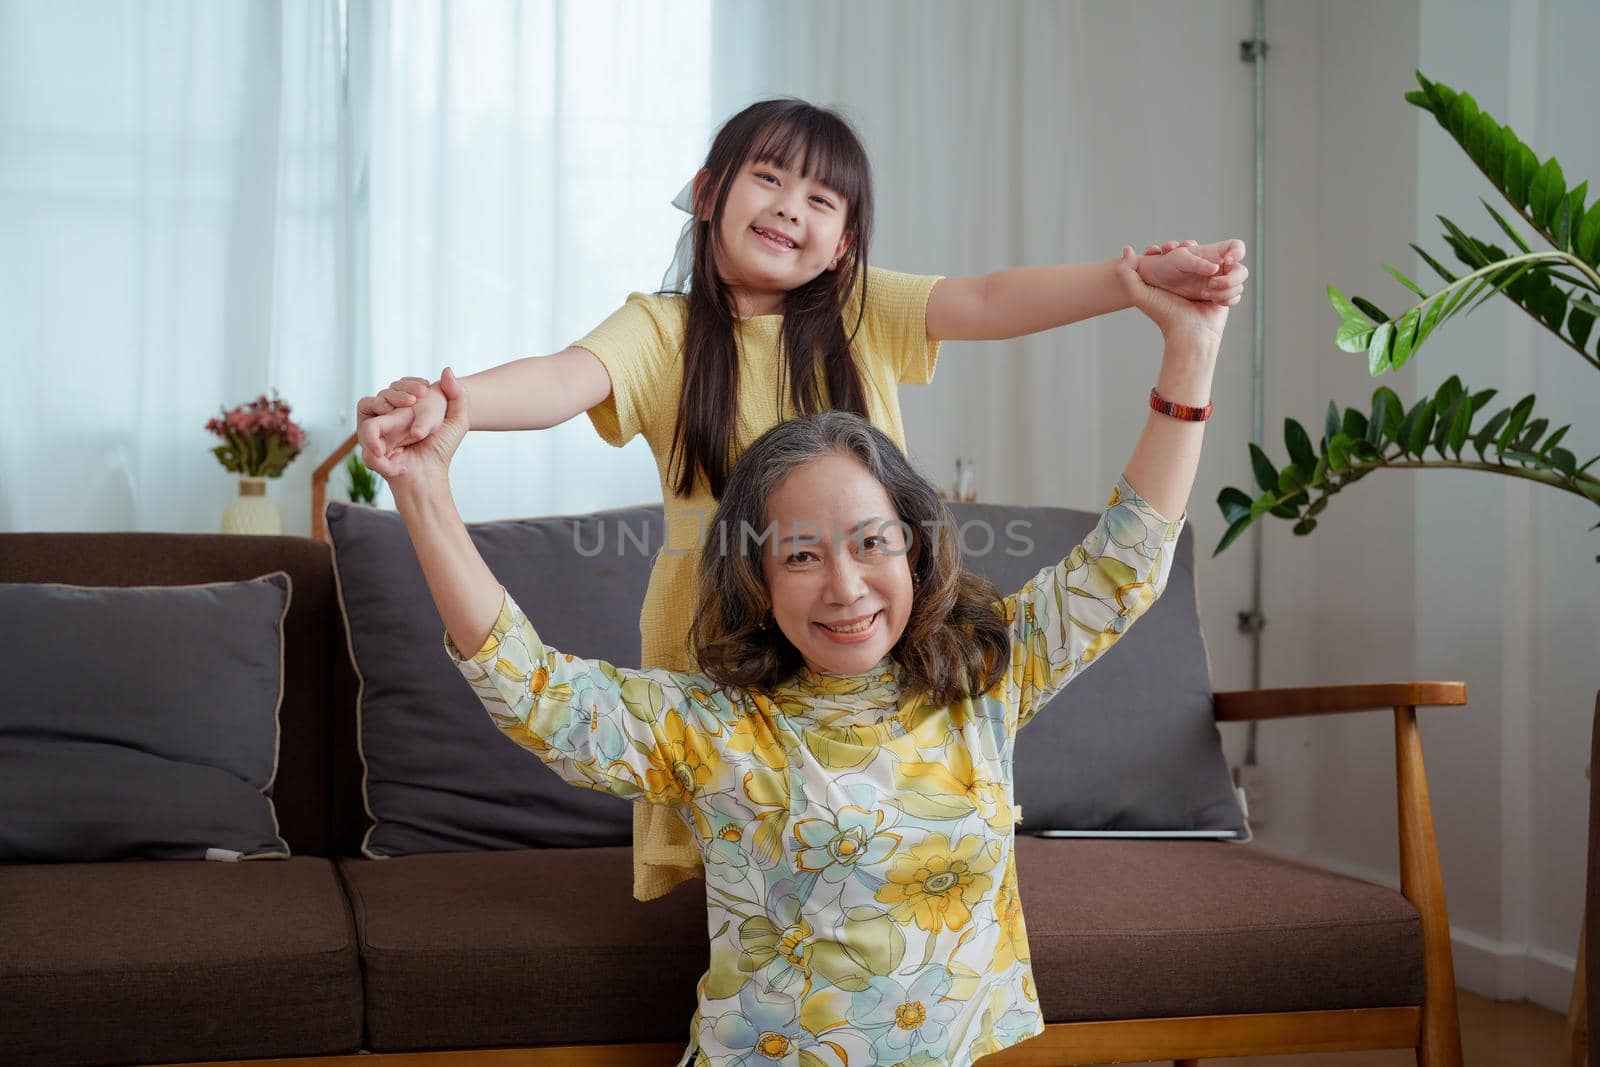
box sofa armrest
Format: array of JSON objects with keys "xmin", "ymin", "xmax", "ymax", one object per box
[{"xmin": 1213, "ymin": 681, "xmax": 1468, "ymax": 723}]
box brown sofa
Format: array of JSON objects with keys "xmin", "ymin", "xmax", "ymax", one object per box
[{"xmin": 0, "ymin": 530, "xmax": 1468, "ymax": 1067}]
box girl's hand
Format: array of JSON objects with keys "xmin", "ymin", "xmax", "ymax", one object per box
[
  {"xmin": 359, "ymin": 368, "xmax": 470, "ymax": 485},
  {"xmin": 356, "ymin": 376, "xmax": 451, "ymax": 478},
  {"xmin": 1137, "ymin": 238, "xmax": 1248, "ymax": 305},
  {"xmin": 1118, "ymin": 246, "xmax": 1231, "ymax": 346}
]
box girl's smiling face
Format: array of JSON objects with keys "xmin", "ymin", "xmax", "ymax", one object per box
[
  {"xmin": 698, "ymin": 158, "xmax": 852, "ymax": 317},
  {"xmin": 758, "ymin": 451, "xmax": 914, "ymax": 677}
]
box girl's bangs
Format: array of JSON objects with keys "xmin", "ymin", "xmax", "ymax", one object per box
[{"xmin": 745, "ymin": 114, "xmax": 867, "ymax": 210}]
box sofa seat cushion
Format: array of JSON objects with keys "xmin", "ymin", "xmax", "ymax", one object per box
[
  {"xmin": 1015, "ymin": 837, "xmax": 1425, "ymax": 1021},
  {"xmin": 340, "ymin": 840, "xmax": 1421, "ymax": 1055},
  {"xmin": 0, "ymin": 857, "xmax": 362, "ymax": 1066},
  {"xmin": 338, "ymin": 847, "xmax": 708, "ymax": 1050}
]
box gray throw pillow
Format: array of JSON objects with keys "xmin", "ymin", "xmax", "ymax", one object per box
[
  {"xmin": 327, "ymin": 502, "xmax": 662, "ymax": 856},
  {"xmin": 946, "ymin": 501, "xmax": 1246, "ymax": 838},
  {"xmin": 0, "ymin": 575, "xmax": 292, "ymax": 861}
]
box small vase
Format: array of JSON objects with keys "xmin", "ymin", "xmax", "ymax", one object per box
[{"xmin": 221, "ymin": 476, "xmax": 282, "ymax": 535}]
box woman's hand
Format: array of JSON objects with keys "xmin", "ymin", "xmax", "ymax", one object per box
[
  {"xmin": 360, "ymin": 367, "xmax": 470, "ymax": 488},
  {"xmin": 1118, "ymin": 245, "xmax": 1234, "ymax": 347},
  {"xmin": 356, "ymin": 376, "xmax": 450, "ymax": 478}
]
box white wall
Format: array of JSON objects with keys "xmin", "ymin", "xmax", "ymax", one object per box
[{"xmin": 1262, "ymin": 0, "xmax": 1595, "ymax": 1013}]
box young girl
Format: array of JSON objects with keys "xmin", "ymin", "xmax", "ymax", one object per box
[
  {"xmin": 379, "ymin": 245, "xmax": 1225, "ymax": 1066},
  {"xmin": 356, "ymin": 97, "xmax": 1246, "ymax": 900}
]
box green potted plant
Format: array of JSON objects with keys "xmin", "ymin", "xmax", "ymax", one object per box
[
  {"xmin": 345, "ymin": 451, "xmax": 380, "ymax": 505},
  {"xmin": 1215, "ymin": 71, "xmax": 1599, "ymax": 555}
]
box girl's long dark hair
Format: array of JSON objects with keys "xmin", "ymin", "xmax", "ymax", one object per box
[
  {"xmin": 690, "ymin": 412, "xmax": 1011, "ymax": 705},
  {"xmin": 669, "ymin": 99, "xmax": 875, "ymax": 499}
]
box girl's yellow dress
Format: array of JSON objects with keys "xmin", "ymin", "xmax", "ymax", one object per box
[{"xmin": 448, "ymin": 479, "xmax": 1182, "ymax": 1067}]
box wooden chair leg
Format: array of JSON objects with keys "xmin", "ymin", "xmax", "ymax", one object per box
[
  {"xmin": 1395, "ymin": 707, "xmax": 1463, "ymax": 1067},
  {"xmin": 1572, "ymin": 912, "xmax": 1589, "ymax": 1067}
]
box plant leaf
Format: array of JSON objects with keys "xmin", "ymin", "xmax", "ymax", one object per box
[
  {"xmin": 1384, "ymin": 264, "xmax": 1430, "ymax": 299},
  {"xmin": 1473, "ymin": 408, "xmax": 1512, "ymax": 460},
  {"xmin": 1389, "ymin": 306, "xmax": 1422, "ymax": 370},
  {"xmin": 1213, "ymin": 515, "xmax": 1254, "ymax": 556},
  {"xmin": 1434, "ymin": 395, "xmax": 1466, "ymax": 455},
  {"xmin": 1285, "ymin": 418, "xmax": 1317, "ymax": 472},
  {"xmin": 1412, "ymin": 243, "xmax": 1458, "ymax": 284},
  {"xmin": 1352, "ymin": 296, "xmax": 1392, "ymax": 323},
  {"xmin": 1249, "ymin": 443, "xmax": 1279, "ymax": 495},
  {"xmin": 1407, "ymin": 401, "xmax": 1438, "ymax": 456},
  {"xmin": 1327, "ymin": 284, "xmax": 1364, "ymax": 322},
  {"xmin": 1539, "ymin": 424, "xmax": 1570, "ymax": 457},
  {"xmin": 1367, "ymin": 321, "xmax": 1396, "ymax": 376},
  {"xmin": 1505, "ymin": 139, "xmax": 1539, "ymax": 209},
  {"xmin": 1327, "ymin": 433, "xmax": 1353, "ymax": 471},
  {"xmin": 1578, "ymin": 201, "xmax": 1600, "ymax": 266},
  {"xmin": 1446, "ymin": 396, "xmax": 1474, "ymax": 456},
  {"xmin": 1568, "ymin": 297, "xmax": 1597, "ymax": 350},
  {"xmin": 1515, "ymin": 417, "xmax": 1549, "ymax": 452},
  {"xmin": 1218, "ymin": 486, "xmax": 1253, "ymax": 526},
  {"xmin": 1498, "ymin": 394, "xmax": 1536, "ymax": 451},
  {"xmin": 1529, "ymin": 157, "xmax": 1566, "ymax": 230}
]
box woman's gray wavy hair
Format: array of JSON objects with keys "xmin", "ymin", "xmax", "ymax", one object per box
[{"xmin": 689, "ymin": 410, "xmax": 1010, "ymax": 703}]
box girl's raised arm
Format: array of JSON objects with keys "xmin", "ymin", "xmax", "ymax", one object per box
[{"xmin": 359, "ymin": 347, "xmax": 612, "ymax": 479}]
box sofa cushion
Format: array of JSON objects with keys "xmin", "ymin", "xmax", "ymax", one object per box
[
  {"xmin": 947, "ymin": 501, "xmax": 1246, "ymax": 837},
  {"xmin": 336, "ymin": 847, "xmax": 707, "ymax": 1049},
  {"xmin": 335, "ymin": 839, "xmax": 1421, "ymax": 1052},
  {"xmin": 0, "ymin": 857, "xmax": 363, "ymax": 1065},
  {"xmin": 0, "ymin": 574, "xmax": 293, "ymax": 861},
  {"xmin": 1013, "ymin": 837, "xmax": 1425, "ymax": 1020},
  {"xmin": 0, "ymin": 532, "xmax": 355, "ymax": 858},
  {"xmin": 327, "ymin": 502, "xmax": 662, "ymax": 856}
]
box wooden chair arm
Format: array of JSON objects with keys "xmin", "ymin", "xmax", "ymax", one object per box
[
  {"xmin": 1213, "ymin": 681, "xmax": 1468, "ymax": 723},
  {"xmin": 311, "ymin": 431, "xmax": 360, "ymax": 544},
  {"xmin": 1212, "ymin": 679, "xmax": 1468, "ymax": 1064}
]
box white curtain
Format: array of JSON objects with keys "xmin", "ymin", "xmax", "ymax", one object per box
[
  {"xmin": 0, "ymin": 0, "xmax": 347, "ymax": 535},
  {"xmin": 1, "ymin": 0, "xmax": 714, "ymax": 533},
  {"xmin": 355, "ymin": 0, "xmax": 712, "ymax": 520}
]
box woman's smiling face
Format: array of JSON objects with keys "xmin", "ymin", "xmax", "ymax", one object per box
[
  {"xmin": 758, "ymin": 451, "xmax": 914, "ymax": 676},
  {"xmin": 700, "ymin": 157, "xmax": 851, "ymax": 316}
]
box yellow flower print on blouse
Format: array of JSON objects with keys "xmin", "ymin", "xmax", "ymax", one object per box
[
  {"xmin": 876, "ymin": 833, "xmax": 1001, "ymax": 934},
  {"xmin": 892, "ymin": 742, "xmax": 1013, "ymax": 831},
  {"xmin": 644, "ymin": 709, "xmax": 721, "ymax": 814}
]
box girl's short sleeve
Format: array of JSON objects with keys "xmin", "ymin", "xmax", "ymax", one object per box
[
  {"xmin": 855, "ymin": 266, "xmax": 944, "ymax": 385},
  {"xmin": 572, "ymin": 293, "xmax": 681, "ymax": 447}
]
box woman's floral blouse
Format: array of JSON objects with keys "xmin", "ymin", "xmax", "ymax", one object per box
[{"xmin": 448, "ymin": 478, "xmax": 1182, "ymax": 1067}]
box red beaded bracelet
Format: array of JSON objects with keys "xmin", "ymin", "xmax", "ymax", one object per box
[{"xmin": 1149, "ymin": 387, "xmax": 1213, "ymax": 422}]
